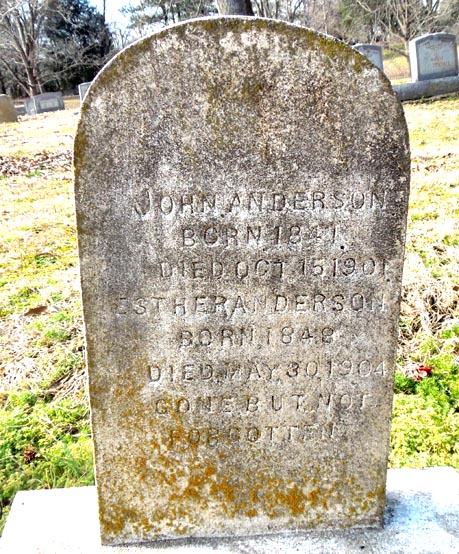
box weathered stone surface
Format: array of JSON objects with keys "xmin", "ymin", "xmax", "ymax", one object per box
[
  {"xmin": 24, "ymin": 92, "xmax": 65, "ymax": 115},
  {"xmin": 3, "ymin": 468, "xmax": 459, "ymax": 553},
  {"xmin": 0, "ymin": 95, "xmax": 18, "ymax": 123},
  {"xmin": 74, "ymin": 17, "xmax": 410, "ymax": 545},
  {"xmin": 409, "ymin": 33, "xmax": 458, "ymax": 82},
  {"xmin": 353, "ymin": 44, "xmax": 384, "ymax": 71}
]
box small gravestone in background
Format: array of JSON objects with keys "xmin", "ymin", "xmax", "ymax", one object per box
[
  {"xmin": 78, "ymin": 82, "xmax": 92, "ymax": 102},
  {"xmin": 0, "ymin": 94, "xmax": 18, "ymax": 123},
  {"xmin": 14, "ymin": 104, "xmax": 26, "ymax": 116},
  {"xmin": 24, "ymin": 92, "xmax": 65, "ymax": 115},
  {"xmin": 409, "ymin": 33, "xmax": 458, "ymax": 81},
  {"xmin": 353, "ymin": 44, "xmax": 384, "ymax": 71},
  {"xmin": 74, "ymin": 17, "xmax": 410, "ymax": 546}
]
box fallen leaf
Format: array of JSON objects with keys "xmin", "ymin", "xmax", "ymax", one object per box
[
  {"xmin": 0, "ymin": 149, "xmax": 71, "ymax": 176},
  {"xmin": 23, "ymin": 446, "xmax": 37, "ymax": 463},
  {"xmin": 24, "ymin": 305, "xmax": 49, "ymax": 316},
  {"xmin": 402, "ymin": 361, "xmax": 433, "ymax": 381}
]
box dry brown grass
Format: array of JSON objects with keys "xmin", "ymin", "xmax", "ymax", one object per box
[
  {"xmin": 399, "ymin": 95, "xmax": 459, "ymax": 365},
  {"xmin": 0, "ymin": 108, "xmax": 81, "ymax": 394}
]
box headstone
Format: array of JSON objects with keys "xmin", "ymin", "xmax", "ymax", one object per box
[
  {"xmin": 74, "ymin": 17, "xmax": 410, "ymax": 546},
  {"xmin": 24, "ymin": 92, "xmax": 65, "ymax": 115},
  {"xmin": 0, "ymin": 94, "xmax": 18, "ymax": 123},
  {"xmin": 15, "ymin": 104, "xmax": 26, "ymax": 116},
  {"xmin": 78, "ymin": 81, "xmax": 92, "ymax": 102},
  {"xmin": 353, "ymin": 44, "xmax": 384, "ymax": 71},
  {"xmin": 409, "ymin": 33, "xmax": 459, "ymax": 82}
]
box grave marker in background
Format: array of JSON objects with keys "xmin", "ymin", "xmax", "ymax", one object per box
[
  {"xmin": 0, "ymin": 95, "xmax": 18, "ymax": 123},
  {"xmin": 24, "ymin": 92, "xmax": 65, "ymax": 115},
  {"xmin": 14, "ymin": 104, "xmax": 26, "ymax": 116},
  {"xmin": 74, "ymin": 17, "xmax": 410, "ymax": 546},
  {"xmin": 353, "ymin": 44, "xmax": 384, "ymax": 71},
  {"xmin": 78, "ymin": 82, "xmax": 92, "ymax": 102},
  {"xmin": 409, "ymin": 33, "xmax": 458, "ymax": 81}
]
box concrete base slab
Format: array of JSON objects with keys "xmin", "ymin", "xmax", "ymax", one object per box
[
  {"xmin": 1, "ymin": 467, "xmax": 458, "ymax": 553},
  {"xmin": 393, "ymin": 75, "xmax": 459, "ymax": 101}
]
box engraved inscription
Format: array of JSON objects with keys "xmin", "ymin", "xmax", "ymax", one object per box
[
  {"xmin": 176, "ymin": 325, "xmax": 335, "ymax": 347},
  {"xmin": 158, "ymin": 258, "xmax": 285, "ymax": 280},
  {"xmin": 302, "ymin": 258, "xmax": 388, "ymax": 278},
  {"xmin": 146, "ymin": 256, "xmax": 390, "ymax": 281},
  {"xmin": 146, "ymin": 359, "xmax": 388, "ymax": 385},
  {"xmin": 181, "ymin": 223, "xmax": 337, "ymax": 248},
  {"xmin": 165, "ymin": 423, "xmax": 337, "ymax": 449},
  {"xmin": 133, "ymin": 189, "xmax": 387, "ymax": 218},
  {"xmin": 115, "ymin": 292, "xmax": 386, "ymax": 318},
  {"xmin": 148, "ymin": 392, "xmax": 379, "ymax": 416}
]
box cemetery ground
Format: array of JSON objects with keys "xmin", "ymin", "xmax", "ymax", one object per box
[{"xmin": 0, "ymin": 95, "xmax": 459, "ymax": 535}]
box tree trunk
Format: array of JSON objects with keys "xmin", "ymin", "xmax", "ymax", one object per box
[{"xmin": 216, "ymin": 0, "xmax": 254, "ymax": 16}]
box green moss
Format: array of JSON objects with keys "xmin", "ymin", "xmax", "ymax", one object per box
[{"xmin": 394, "ymin": 371, "xmax": 417, "ymax": 394}]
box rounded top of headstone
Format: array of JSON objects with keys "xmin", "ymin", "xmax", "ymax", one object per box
[
  {"xmin": 75, "ymin": 17, "xmax": 407, "ymax": 184},
  {"xmin": 78, "ymin": 16, "xmax": 394, "ymax": 96},
  {"xmin": 411, "ymin": 31, "xmax": 457, "ymax": 44}
]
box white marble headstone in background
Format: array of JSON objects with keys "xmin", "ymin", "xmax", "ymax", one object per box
[{"xmin": 409, "ymin": 33, "xmax": 458, "ymax": 81}]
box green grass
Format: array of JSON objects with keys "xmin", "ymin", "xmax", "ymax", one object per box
[
  {"xmin": 0, "ymin": 389, "xmax": 93, "ymax": 530},
  {"xmin": 0, "ymin": 108, "xmax": 91, "ymax": 533},
  {"xmin": 0, "ymin": 93, "xmax": 458, "ymax": 533},
  {"xmin": 391, "ymin": 353, "xmax": 459, "ymax": 468},
  {"xmin": 391, "ymin": 95, "xmax": 459, "ymax": 469}
]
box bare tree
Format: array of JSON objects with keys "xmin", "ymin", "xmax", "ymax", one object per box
[
  {"xmin": 218, "ymin": 0, "xmax": 343, "ymax": 34},
  {"xmin": 0, "ymin": 0, "xmax": 48, "ymax": 96},
  {"xmin": 251, "ymin": 0, "xmax": 305, "ymax": 21},
  {"xmin": 341, "ymin": 0, "xmax": 459, "ymax": 53},
  {"xmin": 0, "ymin": 0, "xmax": 113, "ymax": 97},
  {"xmin": 303, "ymin": 0, "xmax": 342, "ymax": 35},
  {"xmin": 111, "ymin": 21, "xmax": 134, "ymax": 49},
  {"xmin": 216, "ymin": 0, "xmax": 254, "ymax": 15},
  {"xmin": 123, "ymin": 0, "xmax": 216, "ymax": 35}
]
